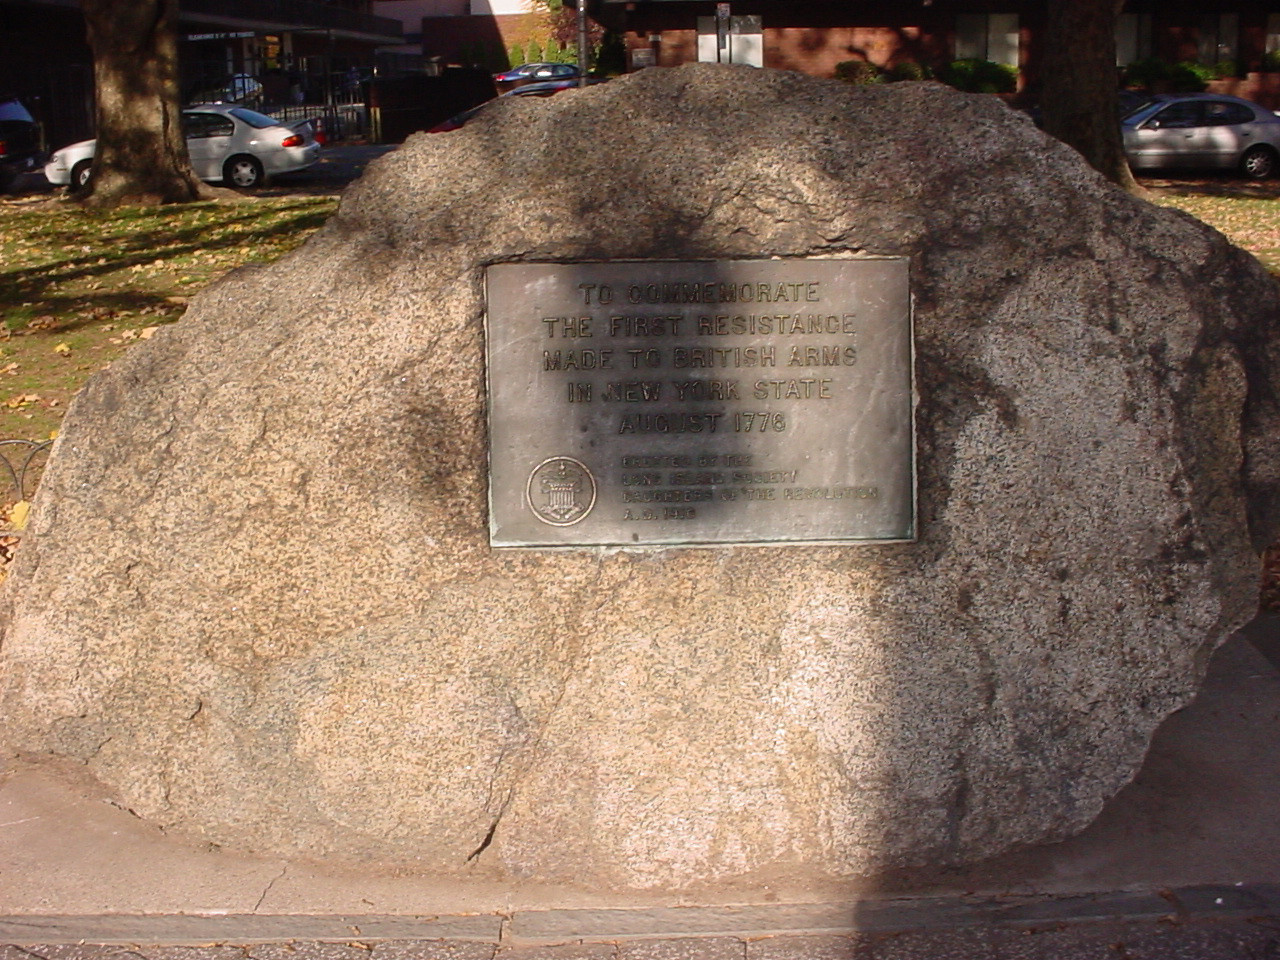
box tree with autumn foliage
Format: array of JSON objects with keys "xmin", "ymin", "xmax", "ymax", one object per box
[
  {"xmin": 542, "ymin": 0, "xmax": 605, "ymax": 70},
  {"xmin": 1039, "ymin": 0, "xmax": 1142, "ymax": 194},
  {"xmin": 79, "ymin": 0, "xmax": 210, "ymax": 206}
]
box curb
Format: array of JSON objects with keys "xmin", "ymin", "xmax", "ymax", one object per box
[{"xmin": 3, "ymin": 884, "xmax": 1279, "ymax": 947}]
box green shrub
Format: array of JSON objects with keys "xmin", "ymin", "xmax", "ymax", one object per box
[
  {"xmin": 1170, "ymin": 60, "xmax": 1213, "ymax": 91},
  {"xmin": 525, "ymin": 40, "xmax": 544, "ymax": 63},
  {"xmin": 1123, "ymin": 57, "xmax": 1165, "ymax": 89},
  {"xmin": 834, "ymin": 60, "xmax": 883, "ymax": 84},
  {"xmin": 550, "ymin": 43, "xmax": 579, "ymax": 65},
  {"xmin": 508, "ymin": 45, "xmax": 524, "ymax": 68},
  {"xmin": 1264, "ymin": 49, "xmax": 1280, "ymax": 71},
  {"xmin": 939, "ymin": 58, "xmax": 1017, "ymax": 93},
  {"xmin": 886, "ymin": 60, "xmax": 929, "ymax": 82},
  {"xmin": 1212, "ymin": 58, "xmax": 1240, "ymax": 79},
  {"xmin": 1124, "ymin": 57, "xmax": 1211, "ymax": 91}
]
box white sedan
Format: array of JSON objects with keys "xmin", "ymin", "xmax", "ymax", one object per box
[
  {"xmin": 1122, "ymin": 92, "xmax": 1280, "ymax": 179},
  {"xmin": 45, "ymin": 103, "xmax": 321, "ymax": 191}
]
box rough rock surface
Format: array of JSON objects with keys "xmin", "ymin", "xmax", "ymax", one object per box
[{"xmin": 2, "ymin": 64, "xmax": 1278, "ymax": 891}]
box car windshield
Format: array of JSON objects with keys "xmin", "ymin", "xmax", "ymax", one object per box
[
  {"xmin": 0, "ymin": 99, "xmax": 33, "ymax": 123},
  {"xmin": 228, "ymin": 107, "xmax": 281, "ymax": 129},
  {"xmin": 1120, "ymin": 97, "xmax": 1160, "ymax": 121}
]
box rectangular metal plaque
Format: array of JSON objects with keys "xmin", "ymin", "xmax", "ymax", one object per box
[{"xmin": 485, "ymin": 258, "xmax": 914, "ymax": 547}]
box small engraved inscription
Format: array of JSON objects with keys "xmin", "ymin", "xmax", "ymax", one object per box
[{"xmin": 485, "ymin": 258, "xmax": 914, "ymax": 548}]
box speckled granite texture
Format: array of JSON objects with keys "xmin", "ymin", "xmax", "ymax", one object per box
[{"xmin": 1, "ymin": 64, "xmax": 1277, "ymax": 891}]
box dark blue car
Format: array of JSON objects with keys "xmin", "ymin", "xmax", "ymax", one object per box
[
  {"xmin": 493, "ymin": 62, "xmax": 581, "ymax": 88},
  {"xmin": 0, "ymin": 99, "xmax": 41, "ymax": 190}
]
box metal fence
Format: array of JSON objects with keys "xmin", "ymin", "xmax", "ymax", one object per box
[
  {"xmin": 0, "ymin": 439, "xmax": 52, "ymax": 556},
  {"xmin": 184, "ymin": 56, "xmax": 392, "ymax": 141},
  {"xmin": 0, "ymin": 439, "xmax": 52, "ymax": 506},
  {"xmin": 271, "ymin": 101, "xmax": 369, "ymax": 142}
]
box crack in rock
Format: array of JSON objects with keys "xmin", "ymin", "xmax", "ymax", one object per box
[{"xmin": 253, "ymin": 866, "xmax": 287, "ymax": 912}]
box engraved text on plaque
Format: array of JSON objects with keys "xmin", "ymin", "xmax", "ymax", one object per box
[{"xmin": 485, "ymin": 258, "xmax": 914, "ymax": 547}]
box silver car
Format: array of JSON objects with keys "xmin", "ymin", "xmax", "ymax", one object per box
[
  {"xmin": 44, "ymin": 103, "xmax": 320, "ymax": 191},
  {"xmin": 1122, "ymin": 93, "xmax": 1280, "ymax": 180}
]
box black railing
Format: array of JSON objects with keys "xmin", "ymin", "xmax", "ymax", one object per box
[{"xmin": 0, "ymin": 440, "xmax": 52, "ymax": 506}]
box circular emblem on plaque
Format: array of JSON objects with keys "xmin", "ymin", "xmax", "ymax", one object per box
[{"xmin": 527, "ymin": 457, "xmax": 596, "ymax": 526}]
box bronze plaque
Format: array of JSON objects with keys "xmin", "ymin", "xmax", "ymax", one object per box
[{"xmin": 485, "ymin": 259, "xmax": 914, "ymax": 547}]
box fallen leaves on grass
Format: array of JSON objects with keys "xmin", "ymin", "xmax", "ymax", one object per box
[
  {"xmin": 1153, "ymin": 192, "xmax": 1280, "ymax": 275},
  {"xmin": 0, "ymin": 535, "xmax": 18, "ymax": 585},
  {"xmin": 0, "ymin": 500, "xmax": 28, "ymax": 585},
  {"xmin": 8, "ymin": 500, "xmax": 29, "ymax": 530}
]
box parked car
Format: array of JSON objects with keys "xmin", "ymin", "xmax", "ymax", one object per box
[
  {"xmin": 44, "ymin": 103, "xmax": 320, "ymax": 191},
  {"xmin": 1121, "ymin": 93, "xmax": 1280, "ymax": 180},
  {"xmin": 1016, "ymin": 90, "xmax": 1144, "ymax": 130},
  {"xmin": 493, "ymin": 62, "xmax": 581, "ymax": 90},
  {"xmin": 429, "ymin": 79, "xmax": 603, "ymax": 133},
  {"xmin": 0, "ymin": 98, "xmax": 42, "ymax": 189}
]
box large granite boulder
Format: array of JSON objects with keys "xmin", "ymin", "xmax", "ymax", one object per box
[{"xmin": 2, "ymin": 64, "xmax": 1277, "ymax": 891}]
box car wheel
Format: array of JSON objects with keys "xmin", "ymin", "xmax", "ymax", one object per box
[
  {"xmin": 223, "ymin": 154, "xmax": 264, "ymax": 188},
  {"xmin": 1240, "ymin": 145, "xmax": 1277, "ymax": 180},
  {"xmin": 69, "ymin": 159, "xmax": 92, "ymax": 193}
]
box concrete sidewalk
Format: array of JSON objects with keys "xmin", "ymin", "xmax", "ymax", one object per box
[{"xmin": 1, "ymin": 617, "xmax": 1278, "ymax": 958}]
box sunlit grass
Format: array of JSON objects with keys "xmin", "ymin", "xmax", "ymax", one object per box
[
  {"xmin": 0, "ymin": 195, "xmax": 336, "ymax": 439},
  {"xmin": 1149, "ymin": 184, "xmax": 1280, "ymax": 275}
]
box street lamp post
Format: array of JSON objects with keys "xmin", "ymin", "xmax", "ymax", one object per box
[{"xmin": 577, "ymin": 0, "xmax": 589, "ymax": 86}]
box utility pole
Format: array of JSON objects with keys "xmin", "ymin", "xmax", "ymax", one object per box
[
  {"xmin": 577, "ymin": 0, "xmax": 589, "ymax": 87},
  {"xmin": 716, "ymin": 2, "xmax": 730, "ymax": 63}
]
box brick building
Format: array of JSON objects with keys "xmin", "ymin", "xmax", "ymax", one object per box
[
  {"xmin": 587, "ymin": 0, "xmax": 1280, "ymax": 80},
  {"xmin": 380, "ymin": 0, "xmax": 1280, "ymax": 91}
]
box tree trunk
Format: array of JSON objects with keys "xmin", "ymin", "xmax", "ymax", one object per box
[
  {"xmin": 1040, "ymin": 0, "xmax": 1143, "ymax": 194},
  {"xmin": 80, "ymin": 0, "xmax": 211, "ymax": 206}
]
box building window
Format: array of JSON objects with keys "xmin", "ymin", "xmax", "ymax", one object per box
[
  {"xmin": 1199, "ymin": 13, "xmax": 1238, "ymax": 66},
  {"xmin": 955, "ymin": 13, "xmax": 1018, "ymax": 67},
  {"xmin": 1116, "ymin": 13, "xmax": 1152, "ymax": 66}
]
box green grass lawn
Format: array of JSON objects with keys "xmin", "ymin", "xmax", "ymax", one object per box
[
  {"xmin": 0, "ymin": 195, "xmax": 336, "ymax": 441},
  {"xmin": 1147, "ymin": 181, "xmax": 1280, "ymax": 275}
]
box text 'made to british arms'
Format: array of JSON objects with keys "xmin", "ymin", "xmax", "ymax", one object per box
[{"xmin": 485, "ymin": 259, "xmax": 914, "ymax": 547}]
